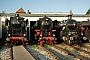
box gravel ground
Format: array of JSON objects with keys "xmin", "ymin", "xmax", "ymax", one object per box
[
  {"xmin": 56, "ymin": 44, "xmax": 90, "ymax": 60},
  {"xmin": 80, "ymin": 46, "xmax": 90, "ymax": 53},
  {"xmin": 0, "ymin": 45, "xmax": 11, "ymax": 60},
  {"xmin": 82, "ymin": 43, "xmax": 90, "ymax": 48},
  {"xmin": 26, "ymin": 45, "xmax": 59, "ymax": 60}
]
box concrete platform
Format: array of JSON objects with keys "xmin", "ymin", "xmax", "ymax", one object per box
[{"xmin": 13, "ymin": 45, "xmax": 35, "ymax": 60}]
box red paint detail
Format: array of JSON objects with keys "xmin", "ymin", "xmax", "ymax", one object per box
[
  {"xmin": 43, "ymin": 37, "xmax": 54, "ymax": 41},
  {"xmin": 54, "ymin": 41, "xmax": 57, "ymax": 43},
  {"xmin": 35, "ymin": 29, "xmax": 56, "ymax": 45},
  {"xmin": 38, "ymin": 36, "xmax": 55, "ymax": 45},
  {"xmin": 39, "ymin": 40, "xmax": 44, "ymax": 46},
  {"xmin": 10, "ymin": 37, "xmax": 24, "ymax": 41},
  {"xmin": 26, "ymin": 40, "xmax": 28, "ymax": 44},
  {"xmin": 48, "ymin": 32, "xmax": 51, "ymax": 35},
  {"xmin": 35, "ymin": 29, "xmax": 41, "ymax": 32},
  {"xmin": 35, "ymin": 29, "xmax": 41, "ymax": 34},
  {"xmin": 52, "ymin": 30, "xmax": 56, "ymax": 32},
  {"xmin": 26, "ymin": 43, "xmax": 28, "ymax": 44},
  {"xmin": 81, "ymin": 27, "xmax": 85, "ymax": 31},
  {"xmin": 49, "ymin": 40, "xmax": 53, "ymax": 45}
]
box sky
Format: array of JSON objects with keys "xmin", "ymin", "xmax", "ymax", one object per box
[{"xmin": 0, "ymin": 0, "xmax": 90, "ymax": 14}]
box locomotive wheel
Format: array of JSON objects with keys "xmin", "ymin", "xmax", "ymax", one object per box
[
  {"xmin": 46, "ymin": 40, "xmax": 49, "ymax": 44},
  {"xmin": 49, "ymin": 40, "xmax": 53, "ymax": 45},
  {"xmin": 14, "ymin": 42, "xmax": 17, "ymax": 46},
  {"xmin": 14, "ymin": 41, "xmax": 18, "ymax": 46}
]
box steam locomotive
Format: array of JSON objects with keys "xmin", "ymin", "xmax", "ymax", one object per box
[
  {"xmin": 5, "ymin": 14, "xmax": 28, "ymax": 45},
  {"xmin": 32, "ymin": 16, "xmax": 57, "ymax": 46},
  {"xmin": 80, "ymin": 19, "xmax": 90, "ymax": 42},
  {"xmin": 58, "ymin": 15, "xmax": 81, "ymax": 45}
]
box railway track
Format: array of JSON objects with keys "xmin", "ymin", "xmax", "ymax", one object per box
[
  {"xmin": 44, "ymin": 44, "xmax": 84, "ymax": 60},
  {"xmin": 72, "ymin": 44, "xmax": 90, "ymax": 56},
  {"xmin": 81, "ymin": 43, "xmax": 90, "ymax": 49},
  {"xmin": 56, "ymin": 43, "xmax": 90, "ymax": 60},
  {"xmin": 26, "ymin": 45, "xmax": 60, "ymax": 60},
  {"xmin": 1, "ymin": 42, "xmax": 90, "ymax": 60},
  {"xmin": 40, "ymin": 45, "xmax": 60, "ymax": 60}
]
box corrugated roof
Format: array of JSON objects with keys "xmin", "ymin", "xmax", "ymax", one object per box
[{"xmin": 16, "ymin": 8, "xmax": 26, "ymax": 14}]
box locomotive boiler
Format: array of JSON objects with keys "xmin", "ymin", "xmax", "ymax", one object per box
[
  {"xmin": 32, "ymin": 16, "xmax": 57, "ymax": 46},
  {"xmin": 5, "ymin": 14, "xmax": 28, "ymax": 45},
  {"xmin": 80, "ymin": 19, "xmax": 90, "ymax": 42},
  {"xmin": 59, "ymin": 15, "xmax": 81, "ymax": 45}
]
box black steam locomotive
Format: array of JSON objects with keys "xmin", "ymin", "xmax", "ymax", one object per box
[
  {"xmin": 32, "ymin": 16, "xmax": 57, "ymax": 46},
  {"xmin": 5, "ymin": 14, "xmax": 28, "ymax": 45},
  {"xmin": 59, "ymin": 15, "xmax": 81, "ymax": 45},
  {"xmin": 80, "ymin": 19, "xmax": 90, "ymax": 42}
]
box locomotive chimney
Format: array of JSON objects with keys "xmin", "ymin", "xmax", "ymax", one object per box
[
  {"xmin": 27, "ymin": 10, "xmax": 31, "ymax": 14},
  {"xmin": 70, "ymin": 10, "xmax": 73, "ymax": 14},
  {"xmin": 68, "ymin": 15, "xmax": 72, "ymax": 19},
  {"xmin": 68, "ymin": 10, "xmax": 73, "ymax": 19}
]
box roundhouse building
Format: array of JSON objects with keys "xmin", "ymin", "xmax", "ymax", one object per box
[{"xmin": 0, "ymin": 8, "xmax": 90, "ymax": 40}]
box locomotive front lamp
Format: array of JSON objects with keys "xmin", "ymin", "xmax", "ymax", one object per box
[
  {"xmin": 23, "ymin": 34, "xmax": 26, "ymax": 36},
  {"xmin": 6, "ymin": 38, "xmax": 10, "ymax": 41},
  {"xmin": 68, "ymin": 33, "xmax": 71, "ymax": 35},
  {"xmin": 62, "ymin": 27, "xmax": 65, "ymax": 30},
  {"xmin": 73, "ymin": 23, "xmax": 76, "ymax": 27},
  {"xmin": 54, "ymin": 38, "xmax": 57, "ymax": 41},
  {"xmin": 39, "ymin": 37, "xmax": 43, "ymax": 40},
  {"xmin": 83, "ymin": 37, "xmax": 87, "ymax": 40},
  {"xmin": 24, "ymin": 37, "xmax": 27, "ymax": 41},
  {"xmin": 16, "ymin": 17, "xmax": 18, "ymax": 22},
  {"xmin": 17, "ymin": 17, "xmax": 18, "ymax": 19},
  {"xmin": 46, "ymin": 19, "xmax": 48, "ymax": 20},
  {"xmin": 70, "ymin": 37, "xmax": 74, "ymax": 40},
  {"xmin": 72, "ymin": 32, "xmax": 76, "ymax": 35},
  {"xmin": 81, "ymin": 32, "xmax": 83, "ymax": 35},
  {"xmin": 40, "ymin": 34, "xmax": 42, "ymax": 37},
  {"xmin": 6, "ymin": 26, "xmax": 8, "ymax": 27},
  {"xmin": 63, "ymin": 36, "xmax": 66, "ymax": 40},
  {"xmin": 8, "ymin": 34, "xmax": 10, "ymax": 37},
  {"xmin": 53, "ymin": 34, "xmax": 55, "ymax": 36}
]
